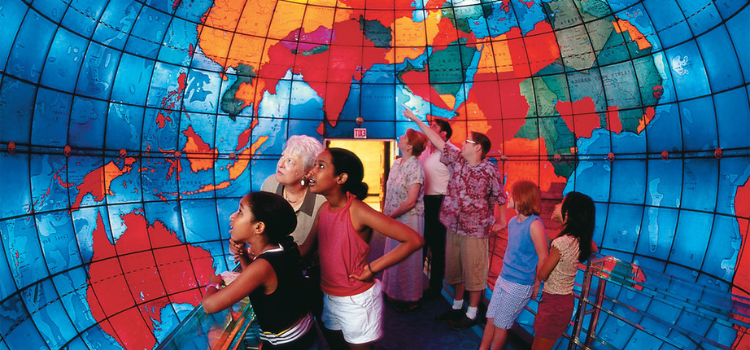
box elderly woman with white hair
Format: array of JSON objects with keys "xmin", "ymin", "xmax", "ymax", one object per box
[
  {"xmin": 260, "ymin": 135, "xmax": 326, "ymax": 245},
  {"xmin": 231, "ymin": 135, "xmax": 325, "ymax": 257}
]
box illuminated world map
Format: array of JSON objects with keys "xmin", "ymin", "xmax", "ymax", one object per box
[{"xmin": 0, "ymin": 0, "xmax": 748, "ymax": 349}]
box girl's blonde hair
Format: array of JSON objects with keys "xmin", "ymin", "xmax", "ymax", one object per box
[{"xmin": 511, "ymin": 180, "xmax": 541, "ymax": 216}]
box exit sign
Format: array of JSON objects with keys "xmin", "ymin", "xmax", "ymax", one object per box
[{"xmin": 354, "ymin": 128, "xmax": 367, "ymax": 139}]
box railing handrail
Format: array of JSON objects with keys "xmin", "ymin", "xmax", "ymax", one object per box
[
  {"xmin": 568, "ymin": 255, "xmax": 747, "ymax": 350},
  {"xmin": 587, "ymin": 256, "xmax": 750, "ymax": 321}
]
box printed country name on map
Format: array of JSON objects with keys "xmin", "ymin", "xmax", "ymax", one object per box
[
  {"xmin": 554, "ymin": 18, "xmax": 582, "ymax": 28},
  {"xmin": 602, "ymin": 69, "xmax": 633, "ymax": 80},
  {"xmin": 42, "ymin": 233, "xmax": 71, "ymax": 244},
  {"xmin": 397, "ymin": 32, "xmax": 425, "ymax": 38},
  {"xmin": 568, "ymin": 76, "xmax": 594, "ymax": 84}
]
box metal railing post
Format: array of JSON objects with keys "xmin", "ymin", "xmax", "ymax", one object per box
[
  {"xmin": 570, "ymin": 262, "xmax": 593, "ymax": 350},
  {"xmin": 584, "ymin": 277, "xmax": 606, "ymax": 349}
]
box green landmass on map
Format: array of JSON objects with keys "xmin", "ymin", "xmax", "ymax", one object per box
[
  {"xmin": 428, "ymin": 38, "xmax": 477, "ymax": 96},
  {"xmin": 443, "ymin": 3, "xmax": 484, "ymax": 33},
  {"xmin": 220, "ymin": 64, "xmax": 256, "ymax": 119},
  {"xmin": 359, "ymin": 15, "xmax": 392, "ymax": 48}
]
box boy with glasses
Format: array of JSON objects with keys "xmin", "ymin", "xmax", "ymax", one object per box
[{"xmin": 404, "ymin": 107, "xmax": 506, "ymax": 330}]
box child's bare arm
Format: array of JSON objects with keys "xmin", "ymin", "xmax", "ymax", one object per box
[
  {"xmin": 529, "ymin": 220, "xmax": 549, "ymax": 297},
  {"xmin": 349, "ymin": 201, "xmax": 423, "ymax": 281},
  {"xmin": 298, "ymin": 210, "xmax": 321, "ymax": 257},
  {"xmin": 537, "ymin": 246, "xmax": 561, "ymax": 281},
  {"xmin": 203, "ymin": 259, "xmax": 274, "ymax": 314},
  {"xmin": 530, "ymin": 220, "xmax": 549, "ymax": 267}
]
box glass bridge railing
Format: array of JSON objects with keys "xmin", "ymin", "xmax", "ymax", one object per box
[
  {"xmin": 158, "ymin": 256, "xmax": 750, "ymax": 350},
  {"xmin": 156, "ymin": 294, "xmax": 258, "ymax": 350},
  {"xmin": 565, "ymin": 256, "xmax": 750, "ymax": 350}
]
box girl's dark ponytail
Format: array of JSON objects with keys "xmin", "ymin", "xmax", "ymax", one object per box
[
  {"xmin": 327, "ymin": 148, "xmax": 369, "ymax": 201},
  {"xmin": 560, "ymin": 191, "xmax": 596, "ymax": 262},
  {"xmin": 246, "ymin": 191, "xmax": 297, "ymax": 245}
]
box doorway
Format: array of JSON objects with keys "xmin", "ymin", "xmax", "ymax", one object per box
[{"xmin": 325, "ymin": 139, "xmax": 396, "ymax": 212}]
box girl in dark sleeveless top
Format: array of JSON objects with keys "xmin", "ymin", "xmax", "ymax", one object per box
[{"xmin": 203, "ymin": 191, "xmax": 318, "ymax": 349}]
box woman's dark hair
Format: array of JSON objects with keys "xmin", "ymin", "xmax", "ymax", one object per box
[
  {"xmin": 560, "ymin": 191, "xmax": 595, "ymax": 262},
  {"xmin": 246, "ymin": 191, "xmax": 297, "ymax": 245},
  {"xmin": 327, "ymin": 148, "xmax": 369, "ymax": 200}
]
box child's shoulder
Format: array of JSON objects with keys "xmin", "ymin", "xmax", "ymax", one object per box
[
  {"xmin": 552, "ymin": 234, "xmax": 578, "ymax": 248},
  {"xmin": 348, "ymin": 198, "xmax": 376, "ymax": 215},
  {"xmin": 512, "ymin": 214, "xmax": 542, "ymax": 224}
]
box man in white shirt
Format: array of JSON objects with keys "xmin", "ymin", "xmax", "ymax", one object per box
[{"xmin": 418, "ymin": 118, "xmax": 452, "ymax": 298}]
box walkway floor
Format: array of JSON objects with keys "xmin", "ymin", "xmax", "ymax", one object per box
[
  {"xmin": 376, "ymin": 290, "xmax": 483, "ymax": 350},
  {"xmin": 369, "ymin": 232, "xmax": 526, "ymax": 350}
]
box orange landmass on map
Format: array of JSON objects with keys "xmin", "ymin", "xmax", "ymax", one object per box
[
  {"xmin": 71, "ymin": 158, "xmax": 136, "ymax": 210},
  {"xmin": 387, "ymin": 10, "xmax": 443, "ymax": 63},
  {"xmin": 475, "ymin": 37, "xmax": 514, "ymax": 76},
  {"xmin": 613, "ymin": 19, "xmax": 652, "ymax": 51},
  {"xmin": 637, "ymin": 107, "xmax": 655, "ymax": 133},
  {"xmin": 182, "ymin": 125, "xmax": 218, "ymax": 173},
  {"xmin": 229, "ymin": 136, "xmax": 268, "ymax": 180}
]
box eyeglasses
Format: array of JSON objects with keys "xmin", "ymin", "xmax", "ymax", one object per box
[{"xmin": 464, "ymin": 139, "xmax": 477, "ymax": 145}]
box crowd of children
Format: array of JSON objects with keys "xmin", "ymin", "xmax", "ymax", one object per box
[{"xmin": 202, "ymin": 110, "xmax": 597, "ymax": 350}]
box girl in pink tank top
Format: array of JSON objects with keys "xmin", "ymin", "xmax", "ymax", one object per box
[{"xmin": 299, "ymin": 148, "xmax": 423, "ymax": 350}]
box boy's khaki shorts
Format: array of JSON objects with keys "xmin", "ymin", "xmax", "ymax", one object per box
[{"xmin": 444, "ymin": 230, "xmax": 489, "ymax": 291}]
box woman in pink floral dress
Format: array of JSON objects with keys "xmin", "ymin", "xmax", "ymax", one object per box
[{"xmin": 382, "ymin": 129, "xmax": 428, "ymax": 312}]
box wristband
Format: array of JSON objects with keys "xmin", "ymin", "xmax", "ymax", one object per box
[
  {"xmin": 367, "ymin": 263, "xmax": 377, "ymax": 275},
  {"xmin": 205, "ymin": 282, "xmax": 220, "ymax": 292}
]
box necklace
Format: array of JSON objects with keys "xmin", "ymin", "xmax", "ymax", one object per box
[
  {"xmin": 253, "ymin": 244, "xmax": 282, "ymax": 259},
  {"xmin": 284, "ymin": 188, "xmax": 305, "ymax": 203}
]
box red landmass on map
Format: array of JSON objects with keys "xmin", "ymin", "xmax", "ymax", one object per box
[
  {"xmin": 199, "ymin": 1, "xmax": 395, "ymax": 129},
  {"xmin": 259, "ymin": 19, "xmax": 389, "ymax": 128},
  {"xmin": 156, "ymin": 72, "xmax": 187, "ymax": 128},
  {"xmin": 445, "ymin": 21, "xmax": 559, "ymax": 155},
  {"xmin": 400, "ymin": 70, "xmax": 453, "ymax": 111},
  {"xmin": 87, "ymin": 210, "xmax": 214, "ymax": 350},
  {"xmin": 556, "ymin": 97, "xmax": 602, "ymax": 139},
  {"xmin": 71, "ymin": 158, "xmax": 136, "ymax": 211},
  {"xmin": 607, "ymin": 106, "xmax": 622, "ymax": 133},
  {"xmin": 732, "ymin": 178, "xmax": 750, "ymax": 349}
]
